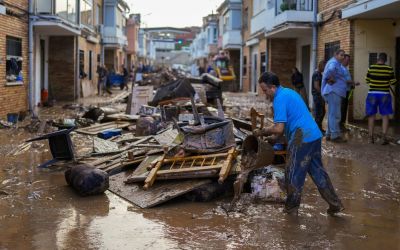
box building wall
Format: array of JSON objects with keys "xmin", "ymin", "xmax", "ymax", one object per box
[
  {"xmin": 353, "ymin": 19, "xmax": 399, "ymax": 120},
  {"xmin": 79, "ymin": 37, "xmax": 102, "ymax": 97},
  {"xmin": 48, "ymin": 36, "xmax": 76, "ymax": 101},
  {"xmin": 0, "ymin": 0, "xmax": 29, "ymax": 118},
  {"xmin": 241, "ymin": 0, "xmax": 252, "ymax": 92},
  {"xmin": 269, "ymin": 38, "xmax": 297, "ymax": 88},
  {"xmin": 242, "ymin": 45, "xmax": 251, "ymax": 92}
]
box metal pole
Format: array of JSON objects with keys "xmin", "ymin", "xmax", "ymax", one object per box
[
  {"xmin": 311, "ymin": 0, "xmax": 318, "ymax": 107},
  {"xmin": 28, "ymin": 1, "xmax": 37, "ymax": 118},
  {"xmin": 239, "ymin": 46, "xmax": 243, "ymax": 91}
]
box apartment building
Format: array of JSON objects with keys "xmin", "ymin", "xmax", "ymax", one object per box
[
  {"xmin": 190, "ymin": 14, "xmax": 219, "ymax": 70},
  {"xmin": 126, "ymin": 13, "xmax": 141, "ymax": 69},
  {"xmin": 217, "ymin": 0, "xmax": 242, "ymax": 90},
  {"xmin": 103, "ymin": 0, "xmax": 129, "ymax": 74},
  {"xmin": 32, "ymin": 0, "xmax": 104, "ymax": 103},
  {"xmin": 242, "ymin": 0, "xmax": 314, "ymax": 96},
  {"xmin": 0, "ymin": 0, "xmax": 29, "ymax": 117}
]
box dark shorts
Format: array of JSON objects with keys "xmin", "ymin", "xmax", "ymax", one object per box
[{"xmin": 366, "ymin": 93, "xmax": 393, "ymax": 116}]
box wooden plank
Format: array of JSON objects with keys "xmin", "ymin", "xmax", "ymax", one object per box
[
  {"xmin": 231, "ymin": 118, "xmax": 253, "ymax": 131},
  {"xmin": 157, "ymin": 165, "xmax": 221, "ymax": 175},
  {"xmin": 218, "ymin": 148, "xmax": 237, "ymax": 184},
  {"xmin": 108, "ymin": 171, "xmax": 212, "ymax": 208},
  {"xmin": 75, "ymin": 121, "xmax": 131, "ymax": 135}
]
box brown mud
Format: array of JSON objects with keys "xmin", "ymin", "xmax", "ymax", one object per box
[{"xmin": 0, "ymin": 93, "xmax": 399, "ymax": 249}]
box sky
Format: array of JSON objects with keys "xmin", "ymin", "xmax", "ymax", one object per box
[{"xmin": 126, "ymin": 0, "xmax": 225, "ymax": 28}]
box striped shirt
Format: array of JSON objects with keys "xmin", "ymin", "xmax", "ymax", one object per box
[{"xmin": 366, "ymin": 64, "xmax": 397, "ymax": 94}]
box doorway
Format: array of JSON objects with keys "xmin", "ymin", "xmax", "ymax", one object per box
[
  {"xmin": 250, "ymin": 46, "xmax": 258, "ymax": 92},
  {"xmin": 301, "ymin": 45, "xmax": 311, "ymax": 100},
  {"xmin": 40, "ymin": 39, "xmax": 45, "ymax": 91},
  {"xmin": 395, "ymin": 37, "xmax": 400, "ymax": 121}
]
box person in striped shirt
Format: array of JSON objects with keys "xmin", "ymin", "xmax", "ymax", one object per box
[{"xmin": 365, "ymin": 53, "xmax": 397, "ymax": 145}]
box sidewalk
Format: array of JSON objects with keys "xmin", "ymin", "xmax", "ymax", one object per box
[{"xmin": 347, "ymin": 120, "xmax": 400, "ymax": 143}]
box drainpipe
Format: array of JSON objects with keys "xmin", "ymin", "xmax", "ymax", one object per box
[
  {"xmin": 75, "ymin": 36, "xmax": 80, "ymax": 101},
  {"xmin": 239, "ymin": 46, "xmax": 243, "ymax": 91},
  {"xmin": 28, "ymin": 1, "xmax": 37, "ymax": 118},
  {"xmin": 101, "ymin": 0, "xmax": 105, "ymax": 65},
  {"xmin": 311, "ymin": 0, "xmax": 318, "ymax": 108}
]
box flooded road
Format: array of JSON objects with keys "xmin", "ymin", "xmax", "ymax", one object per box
[{"xmin": 1, "ymin": 95, "xmax": 400, "ymax": 249}]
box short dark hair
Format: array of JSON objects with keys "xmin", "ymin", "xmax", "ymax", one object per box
[
  {"xmin": 258, "ymin": 72, "xmax": 280, "ymax": 86},
  {"xmin": 378, "ymin": 53, "xmax": 387, "ymax": 62},
  {"xmin": 335, "ymin": 49, "xmax": 345, "ymax": 55}
]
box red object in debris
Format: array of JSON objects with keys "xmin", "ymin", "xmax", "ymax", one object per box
[{"xmin": 41, "ymin": 89, "xmax": 48, "ymax": 104}]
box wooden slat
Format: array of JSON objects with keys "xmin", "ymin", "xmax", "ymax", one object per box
[
  {"xmin": 218, "ymin": 148, "xmax": 237, "ymax": 184},
  {"xmin": 157, "ymin": 165, "xmax": 221, "ymax": 175}
]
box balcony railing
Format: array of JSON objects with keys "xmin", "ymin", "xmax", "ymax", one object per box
[
  {"xmin": 34, "ymin": 0, "xmax": 79, "ymax": 24},
  {"xmin": 276, "ymin": 0, "xmax": 313, "ymax": 15}
]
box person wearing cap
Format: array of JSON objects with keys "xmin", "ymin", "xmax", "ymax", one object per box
[{"xmin": 254, "ymin": 71, "xmax": 344, "ymax": 216}]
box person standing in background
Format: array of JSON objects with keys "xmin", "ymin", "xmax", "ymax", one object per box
[
  {"xmin": 322, "ymin": 49, "xmax": 348, "ymax": 143},
  {"xmin": 365, "ymin": 53, "xmax": 397, "ymax": 145},
  {"xmin": 291, "ymin": 67, "xmax": 308, "ymax": 106},
  {"xmin": 312, "ymin": 60, "xmax": 326, "ymax": 132}
]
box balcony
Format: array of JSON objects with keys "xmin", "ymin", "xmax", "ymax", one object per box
[
  {"xmin": 102, "ymin": 26, "xmax": 128, "ymax": 47},
  {"xmin": 263, "ymin": 0, "xmax": 314, "ymax": 38},
  {"xmin": 274, "ymin": 0, "xmax": 313, "ymax": 25},
  {"xmin": 222, "ymin": 30, "xmax": 242, "ymax": 49},
  {"xmin": 33, "ymin": 0, "xmax": 81, "ymax": 35},
  {"xmin": 250, "ymin": 8, "xmax": 267, "ymax": 35},
  {"xmin": 342, "ymin": 0, "xmax": 400, "ymax": 19}
]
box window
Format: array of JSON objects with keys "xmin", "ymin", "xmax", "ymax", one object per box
[
  {"xmin": 79, "ymin": 50, "xmax": 85, "ymax": 79},
  {"xmin": 253, "ymin": 0, "xmax": 266, "ymax": 16},
  {"xmin": 116, "ymin": 9, "xmax": 122, "ymax": 28},
  {"xmin": 260, "ymin": 52, "xmax": 266, "ymax": 74},
  {"xmin": 55, "ymin": 0, "xmax": 78, "ymax": 23},
  {"xmin": 80, "ymin": 0, "xmax": 93, "ymax": 27},
  {"xmin": 243, "ymin": 7, "xmax": 248, "ymax": 31},
  {"xmin": 369, "ymin": 53, "xmax": 378, "ymax": 66},
  {"xmin": 95, "ymin": 4, "xmax": 101, "ymax": 26},
  {"xmin": 89, "ymin": 50, "xmax": 93, "ymax": 80},
  {"xmin": 213, "ymin": 27, "xmax": 218, "ymax": 43},
  {"xmin": 223, "ymin": 13, "xmax": 229, "ymax": 33},
  {"xmin": 243, "ymin": 56, "xmax": 247, "ymax": 76},
  {"xmin": 6, "ymin": 36, "xmax": 23, "ymax": 83},
  {"xmin": 324, "ymin": 41, "xmax": 340, "ymax": 62},
  {"xmin": 105, "ymin": 6, "xmax": 114, "ymax": 26}
]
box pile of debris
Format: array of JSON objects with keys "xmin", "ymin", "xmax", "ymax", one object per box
[{"xmin": 25, "ymin": 74, "xmax": 287, "ymax": 209}]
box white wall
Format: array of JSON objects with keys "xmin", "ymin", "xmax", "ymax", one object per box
[
  {"xmin": 296, "ymin": 36, "xmax": 313, "ymax": 105},
  {"xmin": 353, "ymin": 19, "xmax": 398, "ymax": 119}
]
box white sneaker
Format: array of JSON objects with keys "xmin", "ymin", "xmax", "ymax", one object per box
[{"xmin": 397, "ymin": 139, "xmax": 400, "ymax": 145}]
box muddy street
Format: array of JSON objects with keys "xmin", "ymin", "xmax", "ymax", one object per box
[{"xmin": 0, "ymin": 106, "xmax": 399, "ymax": 250}]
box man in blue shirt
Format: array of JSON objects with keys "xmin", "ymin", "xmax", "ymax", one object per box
[
  {"xmin": 254, "ymin": 72, "xmax": 344, "ymax": 216},
  {"xmin": 322, "ymin": 49, "xmax": 347, "ymax": 142}
]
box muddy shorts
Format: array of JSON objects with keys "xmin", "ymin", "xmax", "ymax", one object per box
[{"xmin": 366, "ymin": 93, "xmax": 393, "ymax": 116}]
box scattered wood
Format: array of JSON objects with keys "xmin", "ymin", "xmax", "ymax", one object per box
[
  {"xmin": 109, "ymin": 170, "xmax": 212, "ymax": 208},
  {"xmin": 75, "ymin": 121, "xmax": 131, "ymax": 135}
]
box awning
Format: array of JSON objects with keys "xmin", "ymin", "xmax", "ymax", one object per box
[{"xmin": 342, "ymin": 0, "xmax": 400, "ymax": 19}]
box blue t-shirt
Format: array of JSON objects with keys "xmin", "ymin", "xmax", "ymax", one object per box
[{"xmin": 273, "ymin": 86, "xmax": 322, "ymax": 144}]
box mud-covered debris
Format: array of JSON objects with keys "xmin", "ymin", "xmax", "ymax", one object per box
[{"xmin": 65, "ymin": 164, "xmax": 109, "ymax": 196}]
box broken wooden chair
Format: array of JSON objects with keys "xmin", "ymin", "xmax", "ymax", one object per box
[{"xmin": 142, "ymin": 147, "xmax": 238, "ymax": 190}]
